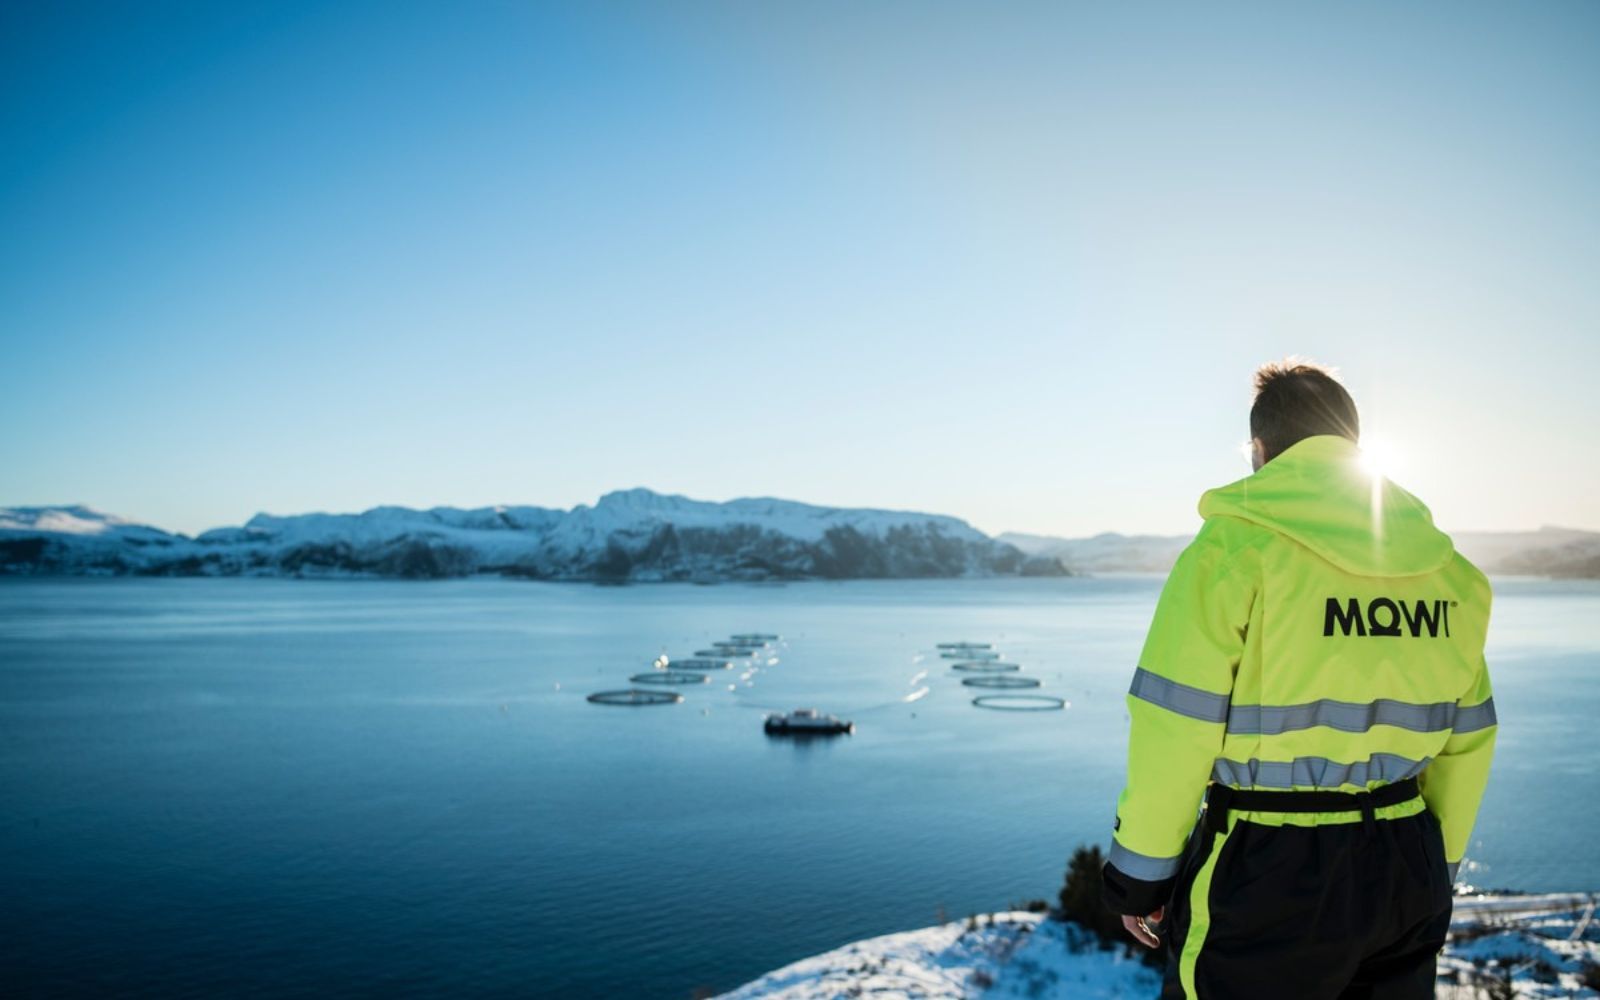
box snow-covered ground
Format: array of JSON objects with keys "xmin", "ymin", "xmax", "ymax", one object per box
[
  {"xmin": 1441, "ymin": 894, "xmax": 1600, "ymax": 999},
  {"xmin": 715, "ymin": 910, "xmax": 1159, "ymax": 1000},
  {"xmin": 715, "ymin": 893, "xmax": 1600, "ymax": 999}
]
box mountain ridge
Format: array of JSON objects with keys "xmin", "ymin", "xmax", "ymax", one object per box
[
  {"xmin": 4, "ymin": 496, "xmax": 1595, "ymax": 581},
  {"xmin": 0, "ymin": 492, "xmax": 1055, "ymax": 583}
]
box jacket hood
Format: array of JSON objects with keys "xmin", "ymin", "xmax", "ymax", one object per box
[{"xmin": 1197, "ymin": 434, "xmax": 1455, "ymax": 577}]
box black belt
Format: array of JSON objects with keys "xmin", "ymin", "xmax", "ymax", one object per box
[{"xmin": 1202, "ymin": 776, "xmax": 1421, "ymax": 839}]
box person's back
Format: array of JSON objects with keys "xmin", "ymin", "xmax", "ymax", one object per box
[{"xmin": 1100, "ymin": 361, "xmax": 1497, "ymax": 999}]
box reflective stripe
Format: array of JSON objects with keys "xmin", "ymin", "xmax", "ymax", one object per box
[
  {"xmin": 1226, "ymin": 698, "xmax": 1458, "ymax": 736},
  {"xmin": 1453, "ymin": 698, "xmax": 1497, "ymax": 733},
  {"xmin": 1129, "ymin": 667, "xmax": 1230, "ymax": 723},
  {"xmin": 1107, "ymin": 839, "xmax": 1183, "ymax": 882},
  {"xmin": 1212, "ymin": 753, "xmax": 1431, "ymax": 790},
  {"xmin": 1179, "ymin": 815, "xmax": 1232, "ymax": 997}
]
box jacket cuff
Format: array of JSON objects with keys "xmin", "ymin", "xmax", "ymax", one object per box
[{"xmin": 1101, "ymin": 858, "xmax": 1176, "ymax": 916}]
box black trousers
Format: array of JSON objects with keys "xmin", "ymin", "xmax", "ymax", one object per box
[{"xmin": 1156, "ymin": 803, "xmax": 1454, "ymax": 999}]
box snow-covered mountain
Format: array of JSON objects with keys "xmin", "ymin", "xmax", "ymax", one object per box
[
  {"xmin": 0, "ymin": 491, "xmax": 1067, "ymax": 583},
  {"xmin": 998, "ymin": 527, "xmax": 1600, "ymax": 578},
  {"xmin": 7, "ymin": 496, "xmax": 1591, "ymax": 582}
]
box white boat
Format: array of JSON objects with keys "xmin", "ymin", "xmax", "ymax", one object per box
[{"xmin": 763, "ymin": 707, "xmax": 854, "ymax": 735}]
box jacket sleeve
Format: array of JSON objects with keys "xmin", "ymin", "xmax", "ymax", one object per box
[
  {"xmin": 1101, "ymin": 520, "xmax": 1254, "ymax": 917},
  {"xmin": 1419, "ymin": 649, "xmax": 1497, "ymax": 883}
]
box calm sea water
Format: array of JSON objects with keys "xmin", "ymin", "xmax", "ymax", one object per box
[{"xmin": 1, "ymin": 576, "xmax": 1595, "ymax": 998}]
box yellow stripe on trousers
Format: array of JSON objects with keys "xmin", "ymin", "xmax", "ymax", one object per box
[{"xmin": 1178, "ymin": 814, "xmax": 1234, "ymax": 999}]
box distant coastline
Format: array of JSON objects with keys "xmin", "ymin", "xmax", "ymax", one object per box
[
  {"xmin": 4, "ymin": 494, "xmax": 1596, "ymax": 582},
  {"xmin": 0, "ymin": 493, "xmax": 1065, "ymax": 583}
]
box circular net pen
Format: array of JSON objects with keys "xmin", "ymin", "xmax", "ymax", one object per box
[
  {"xmin": 961, "ymin": 675, "xmax": 1042, "ymax": 689},
  {"xmin": 941, "ymin": 650, "xmax": 999, "ymax": 660},
  {"xmin": 732, "ymin": 633, "xmax": 780, "ymax": 642},
  {"xmin": 937, "ymin": 642, "xmax": 992, "ymax": 650},
  {"xmin": 587, "ymin": 688, "xmax": 684, "ymax": 706},
  {"xmin": 971, "ymin": 694, "xmax": 1067, "ymax": 711},
  {"xmin": 630, "ymin": 671, "xmax": 709, "ymax": 685},
  {"xmin": 951, "ymin": 660, "xmax": 1021, "ymax": 672},
  {"xmin": 696, "ymin": 648, "xmax": 756, "ymax": 658},
  {"xmin": 672, "ymin": 657, "xmax": 734, "ymax": 670}
]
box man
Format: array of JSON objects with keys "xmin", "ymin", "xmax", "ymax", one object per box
[{"xmin": 1100, "ymin": 360, "xmax": 1497, "ymax": 999}]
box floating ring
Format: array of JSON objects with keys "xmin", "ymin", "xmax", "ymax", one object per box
[
  {"xmin": 951, "ymin": 661, "xmax": 1021, "ymax": 672},
  {"xmin": 671, "ymin": 658, "xmax": 734, "ymax": 670},
  {"xmin": 971, "ymin": 694, "xmax": 1067, "ymax": 711},
  {"xmin": 961, "ymin": 675, "xmax": 1041, "ymax": 689},
  {"xmin": 629, "ymin": 671, "xmax": 709, "ymax": 685},
  {"xmin": 587, "ymin": 688, "xmax": 683, "ymax": 706}
]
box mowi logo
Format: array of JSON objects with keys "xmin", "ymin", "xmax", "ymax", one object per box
[{"xmin": 1323, "ymin": 597, "xmax": 1455, "ymax": 638}]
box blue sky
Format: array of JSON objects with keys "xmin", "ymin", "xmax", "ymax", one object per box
[{"xmin": 3, "ymin": 1, "xmax": 1597, "ymax": 538}]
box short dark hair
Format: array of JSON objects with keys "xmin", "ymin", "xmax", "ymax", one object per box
[{"xmin": 1249, "ymin": 358, "xmax": 1360, "ymax": 460}]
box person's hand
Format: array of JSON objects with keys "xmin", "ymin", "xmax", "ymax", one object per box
[{"xmin": 1121, "ymin": 906, "xmax": 1165, "ymax": 948}]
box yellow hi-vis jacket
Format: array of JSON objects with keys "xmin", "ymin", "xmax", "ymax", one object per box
[{"xmin": 1104, "ymin": 434, "xmax": 1496, "ymax": 904}]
